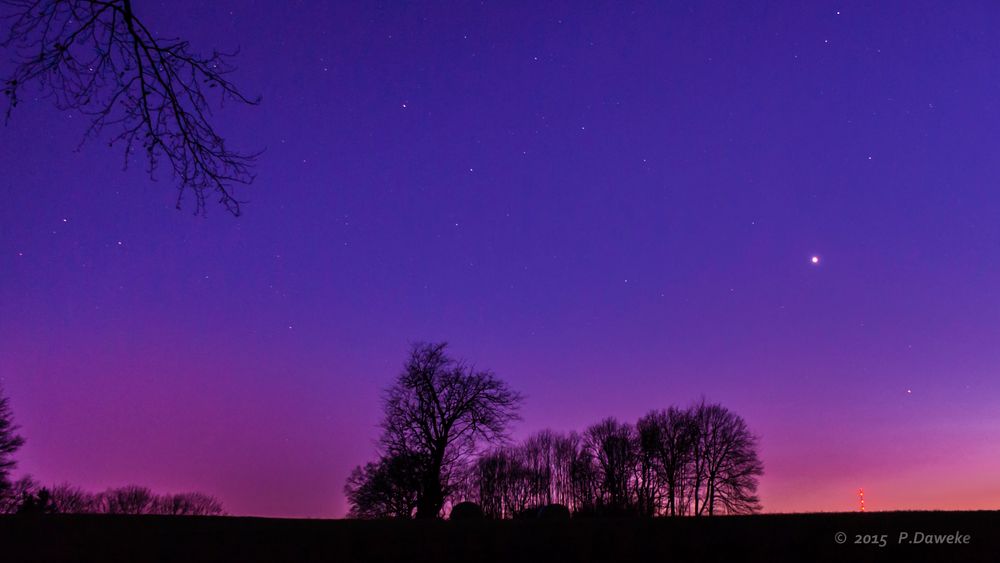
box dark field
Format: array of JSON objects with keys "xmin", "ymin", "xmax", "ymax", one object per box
[{"xmin": 1, "ymin": 511, "xmax": 997, "ymax": 563}]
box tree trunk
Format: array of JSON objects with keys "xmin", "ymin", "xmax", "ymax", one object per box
[{"xmin": 415, "ymin": 451, "xmax": 445, "ymax": 519}]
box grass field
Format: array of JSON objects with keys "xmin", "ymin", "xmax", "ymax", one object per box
[{"xmin": 1, "ymin": 510, "xmax": 997, "ymax": 562}]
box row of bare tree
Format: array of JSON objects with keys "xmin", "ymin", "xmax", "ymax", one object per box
[
  {"xmin": 461, "ymin": 403, "xmax": 763, "ymax": 518},
  {"xmin": 346, "ymin": 343, "xmax": 764, "ymax": 519},
  {"xmin": 0, "ymin": 478, "xmax": 224, "ymax": 516},
  {"xmin": 0, "ymin": 385, "xmax": 223, "ymax": 516}
]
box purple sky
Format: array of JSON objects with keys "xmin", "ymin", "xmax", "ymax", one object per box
[{"xmin": 3, "ymin": 1, "xmax": 1000, "ymax": 517}]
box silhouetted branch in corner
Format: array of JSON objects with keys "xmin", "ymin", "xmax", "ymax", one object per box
[{"xmin": 2, "ymin": 0, "xmax": 260, "ymax": 215}]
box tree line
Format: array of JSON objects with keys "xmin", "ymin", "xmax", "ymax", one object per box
[
  {"xmin": 0, "ymin": 343, "xmax": 764, "ymax": 520},
  {"xmin": 346, "ymin": 343, "xmax": 763, "ymax": 519},
  {"xmin": 0, "ymin": 385, "xmax": 223, "ymax": 516},
  {"xmin": 0, "ymin": 479, "xmax": 224, "ymax": 516}
]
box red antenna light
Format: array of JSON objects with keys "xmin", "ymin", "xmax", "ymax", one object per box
[{"xmin": 858, "ymin": 488, "xmax": 865, "ymax": 512}]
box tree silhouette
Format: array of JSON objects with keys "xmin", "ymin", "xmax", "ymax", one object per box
[
  {"xmin": 468, "ymin": 447, "xmax": 532, "ymax": 519},
  {"xmin": 13, "ymin": 482, "xmax": 224, "ymax": 515},
  {"xmin": 16, "ymin": 486, "xmax": 56, "ymax": 515},
  {"xmin": 48, "ymin": 483, "xmax": 97, "ymax": 513},
  {"xmin": 584, "ymin": 418, "xmax": 638, "ymax": 515},
  {"xmin": 98, "ymin": 485, "xmax": 157, "ymax": 514},
  {"xmin": 155, "ymin": 492, "xmax": 225, "ymax": 516},
  {"xmin": 344, "ymin": 452, "xmax": 422, "ymax": 519},
  {"xmin": 464, "ymin": 430, "xmax": 591, "ymax": 518},
  {"xmin": 351, "ymin": 342, "xmax": 523, "ymax": 519},
  {"xmin": 2, "ymin": 0, "xmax": 260, "ymax": 215},
  {"xmin": 0, "ymin": 475, "xmax": 36, "ymax": 514},
  {"xmin": 457, "ymin": 400, "xmax": 763, "ymax": 518},
  {"xmin": 637, "ymin": 407, "xmax": 697, "ymax": 516},
  {"xmin": 689, "ymin": 401, "xmax": 763, "ymax": 515},
  {"xmin": 0, "ymin": 385, "xmax": 25, "ymax": 501}
]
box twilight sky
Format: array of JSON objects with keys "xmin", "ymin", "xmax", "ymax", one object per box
[{"xmin": 3, "ymin": 1, "xmax": 1000, "ymax": 518}]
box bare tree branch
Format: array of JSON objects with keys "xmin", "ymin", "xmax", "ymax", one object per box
[{"xmin": 2, "ymin": 0, "xmax": 261, "ymax": 215}]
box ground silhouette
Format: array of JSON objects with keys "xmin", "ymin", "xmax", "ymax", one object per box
[{"xmin": 1, "ymin": 510, "xmax": 998, "ymax": 562}]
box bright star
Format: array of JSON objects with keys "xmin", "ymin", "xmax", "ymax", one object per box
[{"xmin": 811, "ymin": 256, "xmax": 819, "ymax": 264}]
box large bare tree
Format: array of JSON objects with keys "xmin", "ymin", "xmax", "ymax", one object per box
[
  {"xmin": 2, "ymin": 0, "xmax": 260, "ymax": 215},
  {"xmin": 689, "ymin": 401, "xmax": 763, "ymax": 516},
  {"xmin": 375, "ymin": 342, "xmax": 522, "ymax": 519}
]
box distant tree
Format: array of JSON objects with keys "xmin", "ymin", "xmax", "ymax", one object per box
[
  {"xmin": 98, "ymin": 485, "xmax": 156, "ymax": 514},
  {"xmin": 637, "ymin": 407, "xmax": 697, "ymax": 516},
  {"xmin": 456, "ymin": 400, "xmax": 762, "ymax": 518},
  {"xmin": 0, "ymin": 474, "xmax": 36, "ymax": 514},
  {"xmin": 568, "ymin": 446, "xmax": 600, "ymax": 514},
  {"xmin": 1, "ymin": 0, "xmax": 261, "ymax": 215},
  {"xmin": 550, "ymin": 432, "xmax": 583, "ymax": 509},
  {"xmin": 584, "ymin": 418, "xmax": 638, "ymax": 515},
  {"xmin": 463, "ymin": 430, "xmax": 595, "ymax": 519},
  {"xmin": 0, "ymin": 385, "xmax": 25, "ymax": 500},
  {"xmin": 689, "ymin": 401, "xmax": 763, "ymax": 515},
  {"xmin": 16, "ymin": 486, "xmax": 56, "ymax": 515},
  {"xmin": 370, "ymin": 342, "xmax": 522, "ymax": 519},
  {"xmin": 633, "ymin": 432, "xmax": 661, "ymax": 517},
  {"xmin": 467, "ymin": 449, "xmax": 504, "ymax": 518},
  {"xmin": 48, "ymin": 483, "xmax": 97, "ymax": 514},
  {"xmin": 344, "ymin": 452, "xmax": 422, "ymax": 519},
  {"xmin": 470, "ymin": 447, "xmax": 533, "ymax": 519},
  {"xmin": 154, "ymin": 492, "xmax": 224, "ymax": 516}
]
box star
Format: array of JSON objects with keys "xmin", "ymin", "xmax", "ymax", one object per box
[{"xmin": 811, "ymin": 256, "xmax": 820, "ymax": 264}]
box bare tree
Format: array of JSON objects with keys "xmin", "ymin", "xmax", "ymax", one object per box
[
  {"xmin": 154, "ymin": 492, "xmax": 224, "ymax": 516},
  {"xmin": 457, "ymin": 401, "xmax": 763, "ymax": 519},
  {"xmin": 16, "ymin": 486, "xmax": 56, "ymax": 514},
  {"xmin": 464, "ymin": 430, "xmax": 596, "ymax": 519},
  {"xmin": 48, "ymin": 484, "xmax": 225, "ymax": 515},
  {"xmin": 550, "ymin": 431, "xmax": 583, "ymax": 509},
  {"xmin": 637, "ymin": 407, "xmax": 697, "ymax": 516},
  {"xmin": 584, "ymin": 418, "xmax": 637, "ymax": 515},
  {"xmin": 374, "ymin": 342, "xmax": 522, "ymax": 519},
  {"xmin": 98, "ymin": 484, "xmax": 156, "ymax": 514},
  {"xmin": 2, "ymin": 0, "xmax": 260, "ymax": 215},
  {"xmin": 689, "ymin": 401, "xmax": 763, "ymax": 516},
  {"xmin": 469, "ymin": 447, "xmax": 531, "ymax": 519},
  {"xmin": 568, "ymin": 445, "xmax": 599, "ymax": 514},
  {"xmin": 519, "ymin": 431, "xmax": 555, "ymax": 508},
  {"xmin": 49, "ymin": 483, "xmax": 97, "ymax": 513},
  {"xmin": 0, "ymin": 385, "xmax": 25, "ymax": 501},
  {"xmin": 0, "ymin": 474, "xmax": 36, "ymax": 513},
  {"xmin": 344, "ymin": 452, "xmax": 422, "ymax": 519}
]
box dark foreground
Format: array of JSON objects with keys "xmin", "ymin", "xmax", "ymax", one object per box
[{"xmin": 1, "ymin": 511, "xmax": 998, "ymax": 563}]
